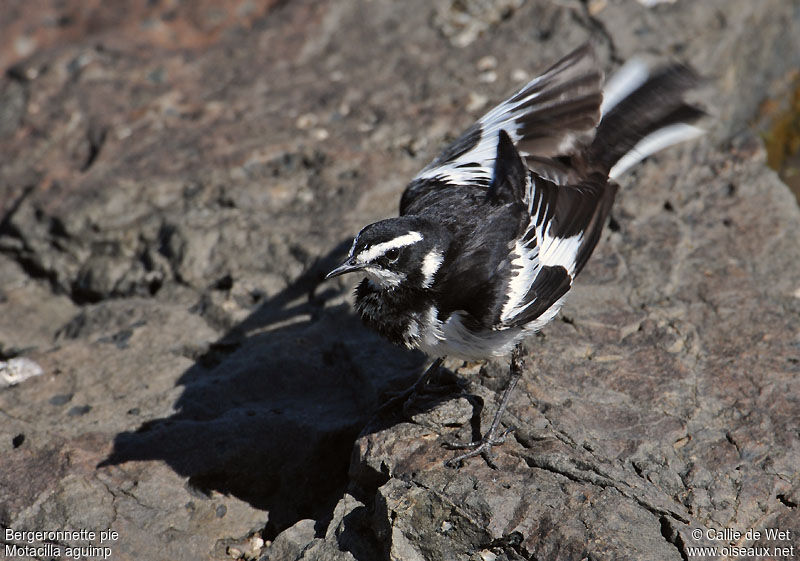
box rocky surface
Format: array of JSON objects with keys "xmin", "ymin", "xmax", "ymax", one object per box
[{"xmin": 1, "ymin": 1, "xmax": 799, "ymax": 560}]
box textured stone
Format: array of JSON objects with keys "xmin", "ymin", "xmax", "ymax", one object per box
[
  {"xmin": 260, "ymin": 518, "xmax": 316, "ymax": 560},
  {"xmin": 1, "ymin": 1, "xmax": 799, "ymax": 560}
]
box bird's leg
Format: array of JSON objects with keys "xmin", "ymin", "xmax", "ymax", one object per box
[
  {"xmin": 444, "ymin": 344, "xmax": 525, "ymax": 468},
  {"xmin": 379, "ymin": 357, "xmax": 445, "ymax": 413}
]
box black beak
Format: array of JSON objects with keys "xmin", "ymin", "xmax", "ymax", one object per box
[{"xmin": 325, "ymin": 258, "xmax": 363, "ymax": 280}]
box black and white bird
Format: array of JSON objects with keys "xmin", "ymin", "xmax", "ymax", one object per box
[{"xmin": 326, "ymin": 44, "xmax": 704, "ymax": 466}]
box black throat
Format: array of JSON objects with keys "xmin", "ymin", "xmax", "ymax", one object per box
[{"xmin": 354, "ymin": 279, "xmax": 429, "ymax": 347}]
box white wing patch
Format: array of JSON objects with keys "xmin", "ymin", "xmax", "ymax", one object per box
[
  {"xmin": 414, "ymin": 69, "xmax": 563, "ymax": 188},
  {"xmin": 414, "ymin": 137, "xmax": 495, "ymax": 187},
  {"xmin": 519, "ymin": 293, "xmax": 569, "ymax": 333},
  {"xmin": 356, "ymin": 231, "xmax": 422, "ymax": 263},
  {"xmin": 500, "ymin": 239, "xmax": 540, "ymax": 323},
  {"xmin": 539, "ymin": 228, "xmax": 582, "ymax": 273},
  {"xmin": 409, "ymin": 45, "xmax": 604, "ymax": 196},
  {"xmin": 500, "ymin": 174, "xmax": 580, "ymax": 324}
]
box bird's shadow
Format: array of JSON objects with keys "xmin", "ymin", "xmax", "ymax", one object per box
[{"xmin": 99, "ymin": 239, "xmax": 457, "ymax": 539}]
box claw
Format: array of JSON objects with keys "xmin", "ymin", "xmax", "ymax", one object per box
[
  {"xmin": 442, "ymin": 344, "xmax": 526, "ymax": 468},
  {"xmin": 443, "ymin": 427, "xmax": 514, "ymax": 468}
]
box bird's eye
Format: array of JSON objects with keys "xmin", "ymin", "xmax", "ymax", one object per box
[{"xmin": 385, "ymin": 248, "xmax": 400, "ymax": 262}]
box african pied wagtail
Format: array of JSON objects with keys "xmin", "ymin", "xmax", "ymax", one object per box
[{"xmin": 326, "ymin": 44, "xmax": 704, "ymax": 467}]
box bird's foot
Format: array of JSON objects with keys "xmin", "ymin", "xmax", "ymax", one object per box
[
  {"xmin": 443, "ymin": 344, "xmax": 525, "ymax": 468},
  {"xmin": 443, "ymin": 426, "xmax": 514, "ymax": 469}
]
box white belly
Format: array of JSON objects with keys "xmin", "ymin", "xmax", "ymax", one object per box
[
  {"xmin": 404, "ymin": 299, "xmax": 567, "ymax": 360},
  {"xmin": 406, "ymin": 309, "xmax": 523, "ymax": 360}
]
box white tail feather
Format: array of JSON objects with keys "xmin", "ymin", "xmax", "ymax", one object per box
[
  {"xmin": 609, "ymin": 123, "xmax": 705, "ymax": 179},
  {"xmin": 601, "ymin": 58, "xmax": 650, "ymax": 116}
]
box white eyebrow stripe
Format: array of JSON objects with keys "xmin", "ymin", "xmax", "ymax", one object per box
[
  {"xmin": 358, "ymin": 231, "xmax": 423, "ymax": 262},
  {"xmin": 347, "ymin": 235, "xmax": 359, "ymax": 258},
  {"xmin": 420, "ymin": 248, "xmax": 444, "ymax": 288}
]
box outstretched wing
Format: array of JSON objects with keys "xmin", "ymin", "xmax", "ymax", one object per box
[
  {"xmin": 498, "ymin": 173, "xmax": 617, "ymax": 329},
  {"xmin": 498, "ymin": 54, "xmax": 704, "ymax": 329},
  {"xmin": 401, "ymin": 43, "xmax": 603, "ymax": 215}
]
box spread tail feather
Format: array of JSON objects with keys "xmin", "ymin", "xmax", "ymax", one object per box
[{"xmin": 591, "ymin": 60, "xmax": 705, "ymax": 179}]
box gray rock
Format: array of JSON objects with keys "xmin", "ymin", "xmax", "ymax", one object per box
[
  {"xmin": 261, "ymin": 519, "xmax": 316, "ymax": 561},
  {"xmin": 1, "ymin": 1, "xmax": 799, "ymax": 560},
  {"xmin": 296, "ymin": 540, "xmax": 358, "ymax": 561}
]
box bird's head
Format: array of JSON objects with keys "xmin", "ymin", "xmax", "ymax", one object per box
[{"xmin": 326, "ymin": 217, "xmax": 450, "ymax": 291}]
